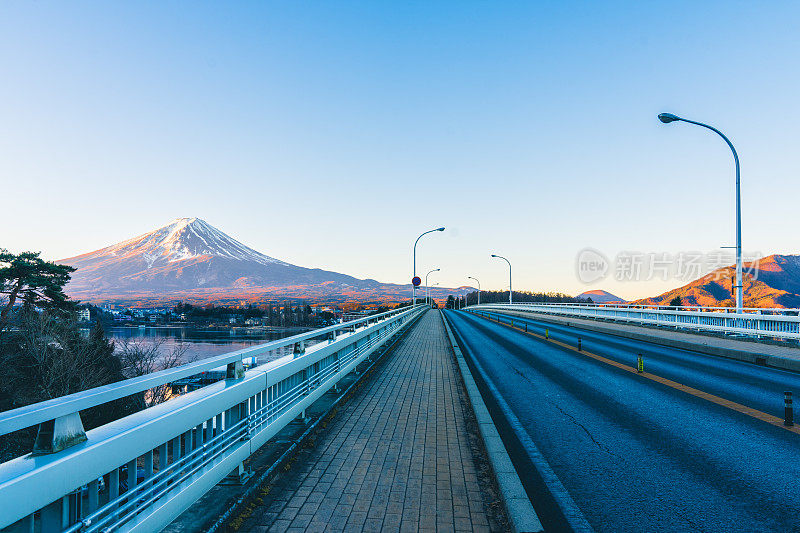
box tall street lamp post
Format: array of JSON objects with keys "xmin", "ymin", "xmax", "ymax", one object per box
[
  {"xmin": 658, "ymin": 112, "xmax": 743, "ymax": 313},
  {"xmin": 412, "ymin": 227, "xmax": 445, "ymax": 305},
  {"xmin": 468, "ymin": 276, "xmax": 480, "ymax": 306},
  {"xmin": 429, "ymin": 282, "xmax": 439, "ymax": 306},
  {"xmin": 491, "ymin": 254, "xmax": 512, "ymax": 304},
  {"xmin": 425, "ymin": 268, "xmax": 440, "ymax": 305}
]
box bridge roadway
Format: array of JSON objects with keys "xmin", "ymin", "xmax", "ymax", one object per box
[
  {"xmin": 234, "ymin": 310, "xmax": 507, "ymax": 533},
  {"xmin": 446, "ymin": 309, "xmax": 800, "ymax": 532}
]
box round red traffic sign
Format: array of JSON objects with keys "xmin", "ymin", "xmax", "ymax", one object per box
[{"xmin": 412, "ymin": 276, "xmax": 422, "ymax": 286}]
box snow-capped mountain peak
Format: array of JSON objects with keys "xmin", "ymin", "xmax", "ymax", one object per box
[{"xmin": 96, "ymin": 217, "xmax": 287, "ymax": 268}]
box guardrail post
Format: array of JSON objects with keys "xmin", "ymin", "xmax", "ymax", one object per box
[
  {"xmin": 109, "ymin": 466, "xmax": 120, "ymax": 501},
  {"xmin": 144, "ymin": 449, "xmax": 154, "ymax": 479},
  {"xmin": 298, "ymin": 366, "xmax": 311, "ymax": 422},
  {"xmin": 293, "ymin": 340, "xmax": 306, "ymax": 358},
  {"xmin": 157, "ymin": 441, "xmax": 168, "ymax": 471},
  {"xmin": 32, "ymin": 412, "xmax": 87, "ymax": 455},
  {"xmin": 328, "ymin": 330, "xmax": 337, "ymax": 343},
  {"xmin": 222, "ymin": 400, "xmax": 253, "ymax": 484},
  {"xmin": 226, "ymin": 360, "xmax": 244, "ymax": 380},
  {"xmin": 785, "ymin": 392, "xmax": 793, "ymax": 426},
  {"xmin": 87, "ymin": 477, "xmax": 99, "ymax": 514}
]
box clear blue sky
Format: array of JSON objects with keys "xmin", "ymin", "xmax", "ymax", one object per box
[{"xmin": 2, "ymin": 1, "xmax": 799, "ymax": 300}]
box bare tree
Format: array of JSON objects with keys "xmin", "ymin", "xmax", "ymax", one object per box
[
  {"xmin": 116, "ymin": 339, "xmax": 192, "ymax": 407},
  {"xmin": 0, "ymin": 312, "xmax": 125, "ymax": 461},
  {"xmin": 10, "ymin": 311, "xmax": 116, "ymax": 403}
]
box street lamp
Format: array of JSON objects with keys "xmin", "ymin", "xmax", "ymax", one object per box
[
  {"xmin": 413, "ymin": 227, "xmax": 445, "ymax": 306},
  {"xmin": 491, "ymin": 255, "xmax": 512, "ymax": 304},
  {"xmin": 468, "ymin": 276, "xmax": 480, "ymax": 306},
  {"xmin": 429, "ymin": 282, "xmax": 439, "ymax": 306},
  {"xmin": 658, "ymin": 112, "xmax": 743, "ymax": 313},
  {"xmin": 425, "ymin": 268, "xmax": 440, "ymax": 305}
]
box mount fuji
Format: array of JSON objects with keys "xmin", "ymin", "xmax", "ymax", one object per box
[{"xmin": 57, "ymin": 218, "xmax": 445, "ymax": 306}]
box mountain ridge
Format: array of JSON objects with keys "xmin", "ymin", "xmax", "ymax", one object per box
[
  {"xmin": 635, "ymin": 254, "xmax": 800, "ymax": 308},
  {"xmin": 57, "ymin": 218, "xmax": 462, "ymax": 306},
  {"xmin": 576, "ymin": 289, "xmax": 626, "ymax": 303}
]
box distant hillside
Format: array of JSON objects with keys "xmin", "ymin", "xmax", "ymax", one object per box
[
  {"xmin": 57, "ymin": 218, "xmax": 460, "ymax": 307},
  {"xmin": 576, "ymin": 290, "xmax": 626, "ymax": 303},
  {"xmin": 635, "ymin": 254, "xmax": 800, "ymax": 308}
]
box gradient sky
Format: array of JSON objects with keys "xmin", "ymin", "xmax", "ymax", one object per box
[{"xmin": 2, "ymin": 2, "xmax": 799, "ymax": 300}]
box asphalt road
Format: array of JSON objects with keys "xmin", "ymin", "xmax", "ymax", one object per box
[{"xmin": 444, "ymin": 309, "xmax": 800, "ymax": 533}]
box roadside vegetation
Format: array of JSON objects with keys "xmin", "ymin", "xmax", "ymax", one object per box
[
  {"xmin": 0, "ymin": 249, "xmax": 184, "ymax": 462},
  {"xmin": 446, "ymin": 290, "xmax": 585, "ymax": 309}
]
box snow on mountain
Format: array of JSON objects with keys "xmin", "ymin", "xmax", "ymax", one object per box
[{"xmin": 91, "ymin": 217, "xmax": 288, "ymax": 268}]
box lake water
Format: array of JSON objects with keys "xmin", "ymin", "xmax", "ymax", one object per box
[{"xmin": 107, "ymin": 326, "xmax": 314, "ymax": 368}]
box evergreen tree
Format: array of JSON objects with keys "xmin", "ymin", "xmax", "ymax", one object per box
[{"xmin": 0, "ymin": 249, "xmax": 77, "ymax": 333}]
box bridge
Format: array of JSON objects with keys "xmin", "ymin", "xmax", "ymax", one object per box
[{"xmin": 2, "ymin": 303, "xmax": 800, "ymax": 532}]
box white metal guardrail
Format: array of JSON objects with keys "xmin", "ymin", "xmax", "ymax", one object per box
[
  {"xmin": 0, "ymin": 304, "xmax": 426, "ymax": 533},
  {"xmin": 467, "ymin": 303, "xmax": 800, "ymax": 340}
]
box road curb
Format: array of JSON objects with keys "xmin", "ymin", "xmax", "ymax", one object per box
[
  {"xmin": 440, "ymin": 311, "xmax": 544, "ymax": 533},
  {"xmin": 483, "ymin": 309, "xmax": 800, "ymax": 373}
]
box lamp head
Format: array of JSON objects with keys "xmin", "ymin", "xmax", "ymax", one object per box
[
  {"xmin": 436, "ymin": 227, "xmax": 445, "ymax": 232},
  {"xmin": 491, "ymin": 254, "xmax": 498, "ymax": 258},
  {"xmin": 658, "ymin": 112, "xmax": 681, "ymax": 124}
]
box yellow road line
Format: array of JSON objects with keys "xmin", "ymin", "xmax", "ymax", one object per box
[{"xmin": 476, "ymin": 312, "xmax": 800, "ymax": 436}]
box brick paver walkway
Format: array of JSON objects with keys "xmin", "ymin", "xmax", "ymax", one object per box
[{"xmin": 239, "ymin": 310, "xmax": 504, "ymax": 533}]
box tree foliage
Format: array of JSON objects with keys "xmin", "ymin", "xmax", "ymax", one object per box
[
  {"xmin": 0, "ymin": 249, "xmax": 76, "ymax": 332},
  {"xmin": 454, "ymin": 290, "xmax": 584, "ymax": 307},
  {"xmin": 0, "ymin": 311, "xmax": 138, "ymax": 461},
  {"xmin": 0, "ymin": 252, "xmax": 141, "ymax": 461}
]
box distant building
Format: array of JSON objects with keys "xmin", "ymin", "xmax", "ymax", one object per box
[
  {"xmin": 342, "ymin": 310, "xmax": 372, "ymax": 322},
  {"xmin": 77, "ymin": 308, "xmax": 91, "ymax": 322}
]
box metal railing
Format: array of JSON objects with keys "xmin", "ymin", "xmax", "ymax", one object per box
[
  {"xmin": 467, "ymin": 303, "xmax": 800, "ymax": 340},
  {"xmin": 0, "ymin": 304, "xmax": 426, "ymax": 532}
]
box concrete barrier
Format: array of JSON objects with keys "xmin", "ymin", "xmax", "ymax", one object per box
[
  {"xmin": 478, "ymin": 308, "xmax": 800, "ymax": 373},
  {"xmin": 441, "ymin": 311, "xmax": 544, "ymax": 533}
]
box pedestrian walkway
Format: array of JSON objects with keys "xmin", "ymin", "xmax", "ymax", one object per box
[{"xmin": 236, "ymin": 310, "xmax": 506, "ymax": 533}]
